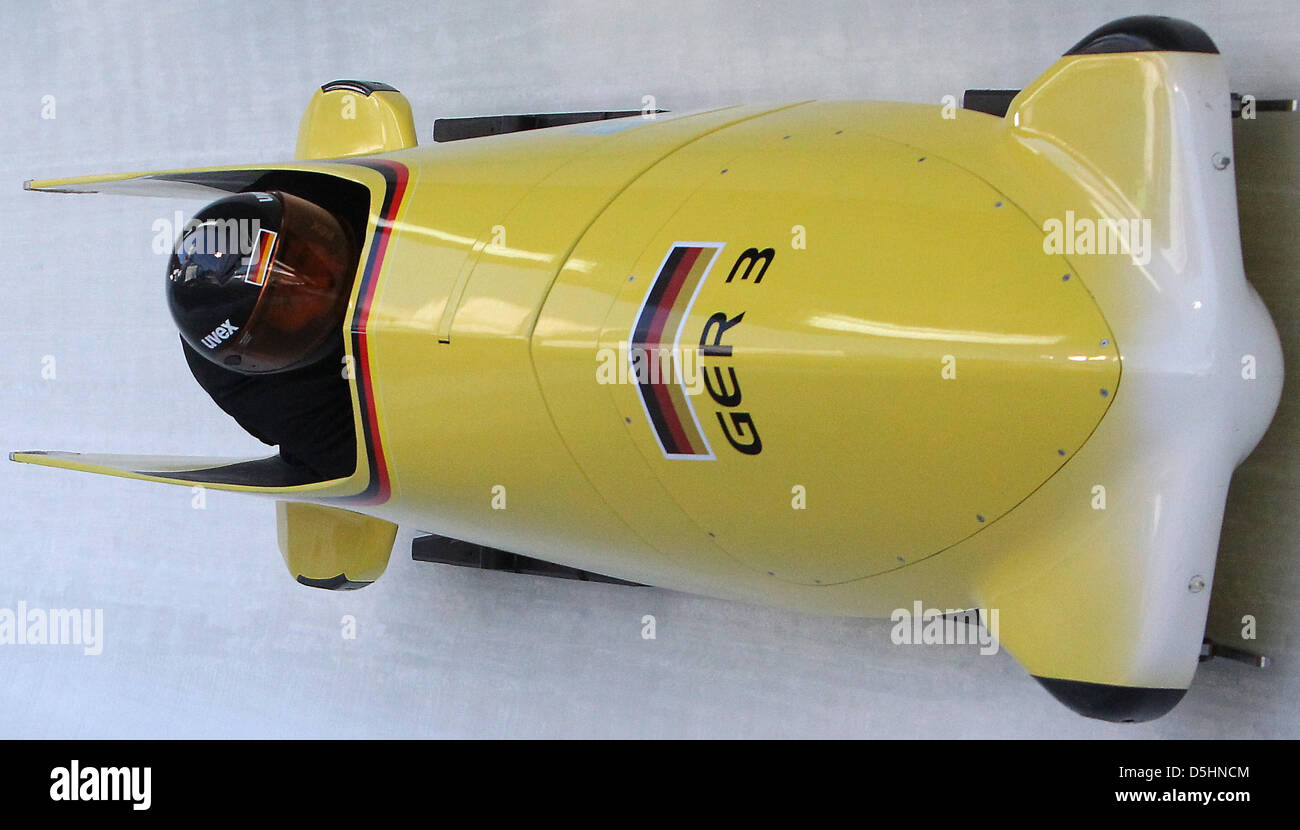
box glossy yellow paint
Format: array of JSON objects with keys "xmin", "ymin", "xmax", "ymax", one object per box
[
  {"xmin": 16, "ymin": 99, "xmax": 1123, "ymax": 599},
  {"xmin": 1011, "ymin": 54, "xmax": 1175, "ymax": 218},
  {"xmin": 366, "ymin": 106, "xmax": 815, "ymax": 587},
  {"xmin": 746, "ymin": 53, "xmax": 1248, "ymax": 692},
  {"xmin": 592, "ymin": 113, "xmax": 1116, "ymax": 586},
  {"xmin": 295, "ymin": 85, "xmax": 418, "ymax": 160},
  {"xmin": 276, "ymin": 501, "xmax": 397, "ymax": 585},
  {"xmin": 18, "ymin": 49, "xmax": 1255, "ymax": 699},
  {"xmin": 7, "ymin": 450, "xmax": 350, "ymax": 494}
]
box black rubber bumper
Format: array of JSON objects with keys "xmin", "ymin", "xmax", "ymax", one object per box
[
  {"xmin": 1066, "ymin": 15, "xmax": 1219, "ymax": 55},
  {"xmin": 1034, "ymin": 677, "xmax": 1188, "ymax": 722},
  {"xmin": 296, "ymin": 574, "xmax": 372, "ymax": 591}
]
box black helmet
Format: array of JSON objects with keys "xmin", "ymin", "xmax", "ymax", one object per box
[{"xmin": 166, "ymin": 190, "xmax": 358, "ymax": 374}]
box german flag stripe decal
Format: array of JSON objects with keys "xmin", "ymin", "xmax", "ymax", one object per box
[
  {"xmin": 631, "ymin": 242, "xmax": 724, "ymax": 460},
  {"xmin": 336, "ymin": 157, "xmax": 410, "ymax": 504},
  {"xmin": 242, "ymin": 229, "xmax": 278, "ymax": 287}
]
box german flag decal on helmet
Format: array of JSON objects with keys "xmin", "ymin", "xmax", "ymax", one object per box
[{"xmin": 242, "ymin": 228, "xmax": 279, "ymax": 287}]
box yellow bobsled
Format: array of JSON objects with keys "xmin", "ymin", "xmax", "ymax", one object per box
[{"xmin": 14, "ymin": 16, "xmax": 1285, "ymax": 721}]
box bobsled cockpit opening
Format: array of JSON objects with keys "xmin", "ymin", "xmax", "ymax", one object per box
[{"xmin": 170, "ymin": 171, "xmax": 372, "ymax": 484}]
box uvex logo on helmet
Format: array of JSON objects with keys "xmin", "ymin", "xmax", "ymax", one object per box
[{"xmin": 200, "ymin": 319, "xmax": 240, "ymax": 350}]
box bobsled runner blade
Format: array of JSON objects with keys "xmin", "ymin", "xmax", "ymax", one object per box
[{"xmin": 432, "ymin": 109, "xmax": 668, "ymax": 142}]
